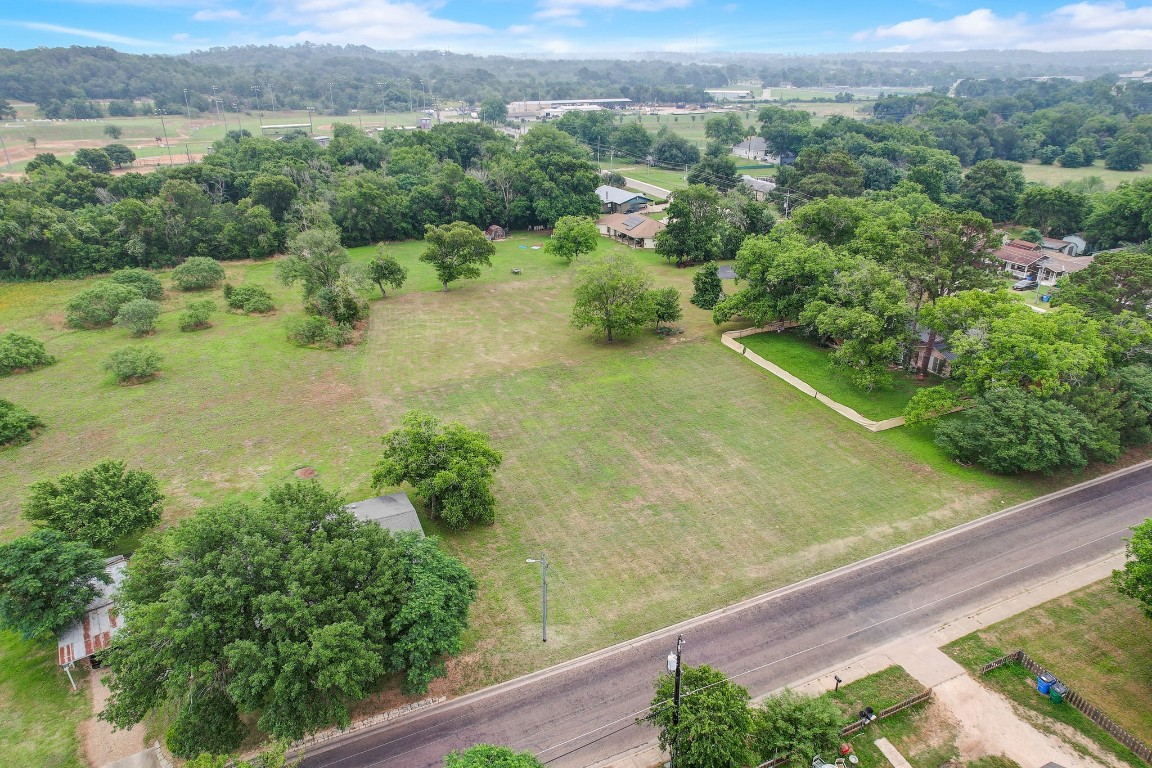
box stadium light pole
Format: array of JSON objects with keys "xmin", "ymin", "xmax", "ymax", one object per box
[
  {"xmin": 377, "ymin": 81, "xmax": 388, "ymax": 127},
  {"xmin": 328, "ymin": 82, "xmax": 335, "ymax": 113},
  {"xmin": 251, "ymin": 85, "xmax": 262, "ymax": 112},
  {"xmin": 155, "ymin": 109, "xmax": 174, "ymax": 166},
  {"xmin": 525, "ymin": 555, "xmax": 548, "ymax": 642},
  {"xmin": 182, "ymin": 88, "xmax": 192, "ymax": 125}
]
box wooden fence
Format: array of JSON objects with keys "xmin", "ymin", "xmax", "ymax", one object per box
[
  {"xmin": 980, "ymin": 649, "xmax": 1152, "ymax": 765},
  {"xmin": 753, "ymin": 689, "xmax": 933, "ymax": 768}
]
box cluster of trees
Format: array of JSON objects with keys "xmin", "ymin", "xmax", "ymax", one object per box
[
  {"xmin": 715, "ymin": 186, "xmax": 997, "ymax": 390},
  {"xmin": 647, "ymin": 665, "xmax": 845, "ymax": 768},
  {"xmin": 759, "ymin": 101, "xmax": 1151, "ymax": 250},
  {"xmin": 99, "ymin": 481, "xmax": 478, "ymax": 757},
  {"xmin": 0, "ymin": 45, "xmax": 716, "ymax": 118},
  {"xmin": 373, "ymin": 411, "xmax": 503, "ymax": 531},
  {"xmin": 874, "ymin": 77, "xmax": 1152, "ymax": 170},
  {"xmin": 570, "ymin": 253, "xmax": 683, "ymax": 343},
  {"xmin": 0, "ymin": 460, "xmax": 162, "ymax": 638},
  {"xmin": 905, "ymin": 248, "xmax": 1152, "ymax": 474},
  {"xmin": 1, "ymin": 122, "xmax": 601, "ymax": 280},
  {"xmin": 656, "ymin": 185, "xmax": 775, "ymax": 265}
]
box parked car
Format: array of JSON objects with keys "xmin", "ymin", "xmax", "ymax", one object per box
[{"xmin": 1012, "ymin": 278, "xmax": 1039, "ymax": 291}]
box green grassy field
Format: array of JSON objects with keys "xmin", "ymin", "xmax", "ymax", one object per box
[
  {"xmin": 943, "ymin": 580, "xmax": 1152, "ymax": 750},
  {"xmin": 739, "ymin": 331, "xmax": 935, "ymax": 421},
  {"xmin": 0, "ymin": 631, "xmax": 89, "ymax": 768},
  {"xmin": 1, "ymin": 231, "xmax": 1065, "ymax": 755},
  {"xmin": 600, "ymin": 163, "xmax": 687, "ymax": 193},
  {"xmin": 1019, "ymin": 160, "xmax": 1152, "ymax": 190},
  {"xmin": 1, "ymin": 106, "xmax": 454, "ymax": 172}
]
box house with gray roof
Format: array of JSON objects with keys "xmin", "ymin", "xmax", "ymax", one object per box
[{"xmin": 595, "ymin": 185, "xmax": 651, "ymax": 214}]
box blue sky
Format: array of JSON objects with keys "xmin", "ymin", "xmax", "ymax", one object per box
[{"xmin": 3, "ymin": 0, "xmax": 1152, "ymax": 55}]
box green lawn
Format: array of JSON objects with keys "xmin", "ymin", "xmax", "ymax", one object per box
[
  {"xmin": 825, "ymin": 667, "xmax": 953, "ymax": 768},
  {"xmin": 0, "ymin": 231, "xmax": 1060, "ymax": 755},
  {"xmin": 1019, "ymin": 160, "xmax": 1152, "ymax": 191},
  {"xmin": 0, "ymin": 631, "xmax": 89, "ymax": 768},
  {"xmin": 739, "ymin": 331, "xmax": 935, "ymax": 421},
  {"xmin": 943, "ymin": 579, "xmax": 1152, "ymax": 756},
  {"xmin": 601, "ymin": 162, "xmax": 687, "ymax": 193}
]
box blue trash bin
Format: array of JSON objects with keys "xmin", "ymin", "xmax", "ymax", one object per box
[{"xmin": 1037, "ymin": 672, "xmax": 1056, "ymax": 695}]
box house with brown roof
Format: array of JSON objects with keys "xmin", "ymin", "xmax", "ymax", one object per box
[
  {"xmin": 597, "ymin": 213, "xmax": 666, "ymax": 249},
  {"xmin": 993, "ymin": 240, "xmax": 1045, "ymax": 278}
]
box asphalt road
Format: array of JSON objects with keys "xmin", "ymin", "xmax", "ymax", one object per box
[{"xmin": 302, "ymin": 463, "xmax": 1152, "ymax": 768}]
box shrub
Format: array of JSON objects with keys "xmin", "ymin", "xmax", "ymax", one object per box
[
  {"xmin": 115, "ymin": 298, "xmax": 162, "ymax": 336},
  {"xmin": 109, "ymin": 268, "xmax": 164, "ymax": 300},
  {"xmin": 65, "ymin": 282, "xmax": 142, "ymax": 328},
  {"xmin": 171, "ymin": 257, "xmax": 225, "ymax": 291},
  {"xmin": 165, "ymin": 686, "xmax": 246, "ymax": 759},
  {"xmin": 179, "ymin": 300, "xmax": 217, "ymax": 332},
  {"xmin": 225, "ymin": 283, "xmax": 275, "ymax": 314},
  {"xmin": 103, "ymin": 347, "xmax": 163, "ymax": 384},
  {"xmin": 0, "ymin": 399, "xmax": 44, "ymax": 446},
  {"xmin": 286, "ymin": 316, "xmax": 351, "ymax": 349},
  {"xmin": 0, "ymin": 332, "xmax": 56, "ymax": 376}
]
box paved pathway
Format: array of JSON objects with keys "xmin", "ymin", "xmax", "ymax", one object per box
[
  {"xmin": 299, "ymin": 463, "xmax": 1152, "ymax": 768},
  {"xmin": 722, "ymin": 328, "xmax": 906, "ymax": 432}
]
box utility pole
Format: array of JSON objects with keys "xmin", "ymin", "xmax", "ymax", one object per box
[
  {"xmin": 667, "ymin": 634, "xmax": 685, "ymax": 768},
  {"xmin": 526, "ymin": 555, "xmax": 548, "ymax": 642},
  {"xmin": 328, "ymin": 82, "xmax": 335, "ymax": 113},
  {"xmin": 0, "ymin": 135, "xmax": 11, "ymax": 170},
  {"xmin": 183, "ymin": 88, "xmax": 192, "ymax": 125},
  {"xmin": 377, "ymin": 82, "xmax": 388, "ymax": 127},
  {"xmin": 211, "ymin": 85, "xmax": 219, "ymax": 123},
  {"xmin": 267, "ymin": 83, "xmax": 276, "ymax": 112},
  {"xmin": 252, "ymin": 85, "xmax": 262, "ymax": 112}
]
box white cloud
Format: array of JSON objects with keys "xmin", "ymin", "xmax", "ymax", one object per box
[
  {"xmin": 263, "ymin": 0, "xmax": 493, "ymax": 46},
  {"xmin": 172, "ymin": 32, "xmax": 191, "ymax": 39},
  {"xmin": 533, "ymin": 0, "xmax": 692, "ymax": 25},
  {"xmin": 19, "ymin": 22, "xmax": 158, "ymax": 47},
  {"xmin": 192, "ymin": 8, "xmax": 247, "ymax": 21},
  {"xmin": 854, "ymin": 2, "xmax": 1152, "ymax": 51}
]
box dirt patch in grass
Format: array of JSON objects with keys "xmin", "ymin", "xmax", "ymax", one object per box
[{"xmin": 294, "ymin": 466, "xmax": 318, "ymax": 479}]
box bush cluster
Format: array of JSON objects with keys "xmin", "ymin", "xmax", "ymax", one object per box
[
  {"xmin": 0, "ymin": 332, "xmax": 56, "ymax": 376},
  {"xmin": 0, "ymin": 398, "xmax": 44, "ymax": 446},
  {"xmin": 178, "ymin": 300, "xmax": 217, "ymax": 332},
  {"xmin": 171, "ymin": 257, "xmax": 225, "ymax": 291},
  {"xmin": 223, "ymin": 283, "xmax": 275, "ymax": 314},
  {"xmin": 65, "ymin": 282, "xmax": 141, "ymax": 328},
  {"xmin": 109, "ymin": 268, "xmax": 164, "ymax": 300},
  {"xmin": 285, "ymin": 316, "xmax": 352, "ymax": 349},
  {"xmin": 115, "ymin": 298, "xmax": 162, "ymax": 336},
  {"xmin": 103, "ymin": 347, "xmax": 163, "ymax": 384}
]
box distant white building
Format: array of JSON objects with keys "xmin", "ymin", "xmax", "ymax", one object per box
[{"xmin": 705, "ymin": 89, "xmax": 753, "ymax": 100}]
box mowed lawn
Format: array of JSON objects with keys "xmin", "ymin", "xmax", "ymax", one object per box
[
  {"xmin": 943, "ymin": 580, "xmax": 1152, "ymax": 747},
  {"xmin": 0, "ymin": 231, "xmax": 1059, "ymax": 750},
  {"xmin": 740, "ymin": 331, "xmax": 935, "ymax": 421}
]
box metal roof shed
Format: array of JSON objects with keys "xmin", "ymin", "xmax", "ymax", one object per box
[
  {"xmin": 345, "ymin": 492, "xmax": 425, "ymax": 537},
  {"xmin": 57, "ymin": 555, "xmax": 128, "ymax": 688}
]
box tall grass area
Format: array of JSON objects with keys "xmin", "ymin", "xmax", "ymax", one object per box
[
  {"xmin": 1019, "ymin": 160, "xmax": 1152, "ymax": 191},
  {"xmin": 1, "ymin": 232, "xmax": 1058, "ymax": 757}
]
